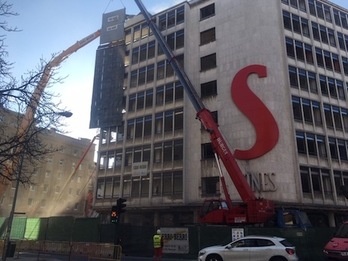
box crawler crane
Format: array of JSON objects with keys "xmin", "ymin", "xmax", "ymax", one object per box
[{"xmin": 134, "ymin": 0, "xmax": 311, "ymax": 228}]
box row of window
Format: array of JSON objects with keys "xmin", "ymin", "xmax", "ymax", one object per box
[
  {"xmin": 129, "ymin": 55, "xmax": 183, "ymax": 88},
  {"xmin": 129, "ymin": 29, "xmax": 185, "ymax": 66},
  {"xmin": 128, "ymin": 81, "xmax": 184, "ymax": 112},
  {"xmin": 285, "ymin": 11, "xmax": 348, "ymax": 55},
  {"xmin": 283, "ymin": 11, "xmax": 335, "ymax": 45},
  {"xmin": 128, "ymin": 51, "xmax": 217, "ymax": 89},
  {"xmin": 300, "ymin": 166, "xmax": 348, "ymax": 199},
  {"xmin": 282, "ymin": 0, "xmax": 307, "ymax": 13},
  {"xmin": 100, "ymin": 126, "xmax": 124, "ymax": 145},
  {"xmin": 285, "ymin": 37, "xmax": 314, "ymax": 64},
  {"xmin": 283, "ymin": 10, "xmax": 310, "ymax": 38},
  {"xmin": 130, "ymin": 40, "xmax": 155, "ymax": 65},
  {"xmin": 282, "ymin": 0, "xmax": 348, "ymax": 31},
  {"xmin": 97, "ymin": 170, "xmax": 183, "ymax": 199},
  {"xmin": 99, "ymin": 138, "xmax": 183, "ymax": 171},
  {"xmin": 126, "ymin": 108, "xmax": 184, "ymax": 140},
  {"xmin": 100, "ymin": 108, "xmax": 184, "ymax": 148},
  {"xmin": 125, "ymin": 23, "xmax": 151, "ymax": 45},
  {"xmin": 124, "ymin": 5, "xmax": 185, "ymax": 45},
  {"xmin": 300, "ymin": 166, "xmax": 333, "ymax": 197},
  {"xmin": 286, "ymin": 37, "xmax": 346, "ymax": 74},
  {"xmin": 312, "ymin": 21, "xmax": 336, "ymax": 46},
  {"xmin": 288, "ymin": 66, "xmax": 346, "ymax": 100},
  {"xmin": 292, "ymin": 96, "xmax": 348, "ymax": 131},
  {"xmin": 126, "ymin": 139, "xmax": 183, "ymax": 166},
  {"xmin": 308, "ymin": 0, "xmax": 334, "ymax": 23},
  {"xmin": 296, "ymin": 131, "xmax": 348, "ymax": 162},
  {"xmin": 158, "ymin": 6, "xmax": 185, "ymax": 31}
]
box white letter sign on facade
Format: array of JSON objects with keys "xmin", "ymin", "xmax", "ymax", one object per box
[{"xmin": 161, "ymin": 227, "xmax": 189, "ymax": 254}]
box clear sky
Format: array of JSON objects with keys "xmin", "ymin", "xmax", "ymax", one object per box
[
  {"xmin": 4, "ymin": 0, "xmax": 181, "ymax": 140},
  {"xmin": 4, "ymin": 0, "xmax": 348, "ymax": 141}
]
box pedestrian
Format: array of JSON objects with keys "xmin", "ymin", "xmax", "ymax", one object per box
[{"xmin": 153, "ymin": 229, "xmax": 164, "ymax": 261}]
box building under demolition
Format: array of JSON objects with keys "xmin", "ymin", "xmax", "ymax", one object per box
[
  {"xmin": 0, "ymin": 109, "xmax": 96, "ymax": 218},
  {"xmin": 92, "ymin": 0, "xmax": 348, "ymax": 227}
]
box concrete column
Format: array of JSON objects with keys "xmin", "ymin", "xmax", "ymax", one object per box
[
  {"xmin": 328, "ymin": 212, "xmax": 336, "ymax": 227},
  {"xmin": 154, "ymin": 211, "xmax": 160, "ymax": 227}
]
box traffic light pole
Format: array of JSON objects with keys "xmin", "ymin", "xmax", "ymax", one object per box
[
  {"xmin": 113, "ymin": 222, "xmax": 119, "ymax": 259},
  {"xmin": 110, "ymin": 198, "xmax": 126, "ymax": 259},
  {"xmin": 110, "ymin": 198, "xmax": 127, "ymax": 224}
]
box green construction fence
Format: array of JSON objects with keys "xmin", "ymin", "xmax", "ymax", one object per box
[{"xmin": 0, "ymin": 216, "xmax": 337, "ymax": 260}]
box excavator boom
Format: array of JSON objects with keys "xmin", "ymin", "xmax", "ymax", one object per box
[{"xmin": 0, "ymin": 29, "xmax": 101, "ymax": 198}]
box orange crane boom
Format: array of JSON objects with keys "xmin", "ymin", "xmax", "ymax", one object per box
[{"xmin": 0, "ymin": 29, "xmax": 101, "ymax": 197}]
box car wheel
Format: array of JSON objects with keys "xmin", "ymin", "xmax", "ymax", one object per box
[
  {"xmin": 269, "ymin": 257, "xmax": 287, "ymax": 261},
  {"xmin": 205, "ymin": 254, "xmax": 223, "ymax": 261}
]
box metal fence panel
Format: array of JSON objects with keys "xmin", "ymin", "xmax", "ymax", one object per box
[
  {"xmin": 10, "ymin": 217, "xmax": 26, "ymax": 240},
  {"xmin": 72, "ymin": 218, "xmax": 100, "ymax": 242},
  {"xmin": 46, "ymin": 216, "xmax": 74, "ymax": 241}
]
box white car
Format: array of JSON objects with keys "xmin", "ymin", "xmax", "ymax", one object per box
[{"xmin": 198, "ymin": 235, "xmax": 299, "ymax": 261}]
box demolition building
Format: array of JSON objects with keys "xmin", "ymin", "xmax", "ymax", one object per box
[{"xmin": 91, "ymin": 0, "xmax": 348, "ymax": 227}]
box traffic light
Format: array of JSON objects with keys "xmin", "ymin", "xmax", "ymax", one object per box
[
  {"xmin": 117, "ymin": 198, "xmax": 127, "ymax": 214},
  {"xmin": 110, "ymin": 205, "xmax": 119, "ymax": 224}
]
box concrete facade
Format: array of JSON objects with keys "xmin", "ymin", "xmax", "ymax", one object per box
[
  {"xmin": 0, "ymin": 109, "xmax": 96, "ymax": 218},
  {"xmin": 93, "ymin": 0, "xmax": 348, "ymax": 227}
]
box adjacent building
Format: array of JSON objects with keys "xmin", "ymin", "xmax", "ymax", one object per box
[
  {"xmin": 0, "ymin": 109, "xmax": 96, "ymax": 218},
  {"xmin": 92, "ymin": 0, "xmax": 348, "ymax": 227}
]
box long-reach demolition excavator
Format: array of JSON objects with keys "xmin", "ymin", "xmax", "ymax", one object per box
[{"xmin": 0, "ymin": 29, "xmax": 101, "ymax": 198}]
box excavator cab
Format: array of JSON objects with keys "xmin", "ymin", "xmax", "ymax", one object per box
[{"xmin": 199, "ymin": 199, "xmax": 229, "ymax": 223}]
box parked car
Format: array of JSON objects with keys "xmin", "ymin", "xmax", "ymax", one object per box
[
  {"xmin": 198, "ymin": 235, "xmax": 298, "ymax": 261},
  {"xmin": 323, "ymin": 221, "xmax": 348, "ymax": 260}
]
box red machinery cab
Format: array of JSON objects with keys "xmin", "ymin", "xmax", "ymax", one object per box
[
  {"xmin": 199, "ymin": 198, "xmax": 274, "ymax": 225},
  {"xmin": 323, "ymin": 221, "xmax": 348, "ymax": 260}
]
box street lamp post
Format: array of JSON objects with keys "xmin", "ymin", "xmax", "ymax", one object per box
[
  {"xmin": 1, "ymin": 151, "xmax": 25, "ymax": 260},
  {"xmin": 1, "ymin": 110, "xmax": 72, "ymax": 261}
]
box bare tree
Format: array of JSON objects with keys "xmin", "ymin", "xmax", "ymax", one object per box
[{"xmin": 0, "ymin": 1, "xmax": 69, "ymax": 192}]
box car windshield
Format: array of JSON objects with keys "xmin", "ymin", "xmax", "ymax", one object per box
[
  {"xmin": 335, "ymin": 223, "xmax": 348, "ymax": 238},
  {"xmin": 229, "ymin": 238, "xmax": 276, "ymax": 248},
  {"xmin": 280, "ymin": 239, "xmax": 294, "ymax": 247}
]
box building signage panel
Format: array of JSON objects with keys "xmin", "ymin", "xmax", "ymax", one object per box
[
  {"xmin": 231, "ymin": 64, "xmax": 279, "ymax": 160},
  {"xmin": 132, "ymin": 162, "xmax": 148, "ymax": 176},
  {"xmin": 231, "ymin": 228, "xmax": 244, "ymax": 241},
  {"xmin": 161, "ymin": 227, "xmax": 189, "ymax": 254}
]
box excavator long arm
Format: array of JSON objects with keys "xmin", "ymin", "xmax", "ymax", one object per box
[{"xmin": 0, "ymin": 29, "xmax": 101, "ymax": 197}]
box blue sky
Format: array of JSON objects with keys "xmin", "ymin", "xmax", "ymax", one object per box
[
  {"xmin": 5, "ymin": 0, "xmax": 181, "ymax": 140},
  {"xmin": 4, "ymin": 0, "xmax": 348, "ymax": 140}
]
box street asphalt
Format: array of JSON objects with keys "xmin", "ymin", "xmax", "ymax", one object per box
[{"xmin": 1, "ymin": 252, "xmax": 197, "ymax": 261}]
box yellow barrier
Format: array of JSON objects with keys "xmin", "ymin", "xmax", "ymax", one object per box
[
  {"xmin": 17, "ymin": 240, "xmax": 42, "ymax": 252},
  {"xmin": 42, "ymin": 241, "xmax": 71, "ymax": 255},
  {"xmin": 71, "ymin": 242, "xmax": 121, "ymax": 260},
  {"xmin": 0, "ymin": 240, "xmax": 4, "ymax": 255},
  {"xmin": 12, "ymin": 240, "xmax": 122, "ymax": 261}
]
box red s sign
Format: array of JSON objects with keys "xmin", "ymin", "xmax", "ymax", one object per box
[{"xmin": 231, "ymin": 64, "xmax": 279, "ymax": 160}]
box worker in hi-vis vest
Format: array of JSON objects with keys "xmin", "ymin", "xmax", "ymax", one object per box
[{"xmin": 153, "ymin": 229, "xmax": 164, "ymax": 261}]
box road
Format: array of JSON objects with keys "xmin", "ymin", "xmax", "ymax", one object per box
[{"xmin": 1, "ymin": 252, "xmax": 197, "ymax": 261}]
